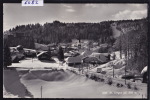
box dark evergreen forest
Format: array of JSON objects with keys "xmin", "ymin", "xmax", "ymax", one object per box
[{"xmin": 4, "ymin": 19, "xmax": 146, "ymax": 45}]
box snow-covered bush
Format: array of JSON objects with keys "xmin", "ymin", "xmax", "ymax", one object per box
[
  {"xmin": 126, "ymin": 82, "xmax": 131, "ymax": 89},
  {"xmin": 134, "ymin": 85, "xmax": 138, "ymax": 90},
  {"xmin": 116, "ymin": 83, "xmax": 123, "ymax": 88},
  {"xmin": 107, "ymin": 78, "xmax": 113, "ymax": 85}
]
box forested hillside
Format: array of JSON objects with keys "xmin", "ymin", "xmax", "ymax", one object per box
[
  {"xmin": 113, "ymin": 18, "xmax": 148, "ymax": 72},
  {"xmin": 4, "ymin": 19, "xmax": 147, "ymax": 45},
  {"xmin": 5, "ymin": 20, "xmax": 114, "ymax": 44}
]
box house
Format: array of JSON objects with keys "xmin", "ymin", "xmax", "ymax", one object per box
[
  {"xmin": 64, "ymin": 52, "xmax": 72, "ymax": 58},
  {"xmin": 70, "ymin": 50, "xmax": 80, "ymax": 57},
  {"xmin": 10, "ymin": 47, "xmax": 25, "ymax": 60},
  {"xmin": 81, "ymin": 50, "xmax": 93, "ymax": 57},
  {"xmin": 72, "ymin": 39, "xmax": 79, "ymax": 44},
  {"xmin": 64, "ymin": 50, "xmax": 80, "ymax": 58},
  {"xmin": 80, "ymin": 39, "xmax": 91, "ymax": 49},
  {"xmin": 16, "ymin": 45, "xmax": 24, "ymax": 53},
  {"xmin": 99, "ymin": 43, "xmax": 109, "ymax": 48},
  {"xmin": 71, "ymin": 39, "xmax": 81, "ymax": 49},
  {"xmin": 37, "ymin": 51, "xmax": 51, "ymax": 60},
  {"xmin": 80, "ymin": 39, "xmax": 90, "ymax": 44},
  {"xmin": 65, "ymin": 55, "xmax": 83, "ymax": 66},
  {"xmin": 89, "ymin": 53, "xmax": 110, "ymax": 63},
  {"xmin": 93, "ymin": 42, "xmax": 99, "ymax": 46},
  {"xmin": 24, "ymin": 48, "xmax": 37, "ymax": 57},
  {"xmin": 66, "ymin": 47, "xmax": 77, "ymax": 52},
  {"xmin": 82, "ymin": 56, "xmax": 102, "ymax": 64}
]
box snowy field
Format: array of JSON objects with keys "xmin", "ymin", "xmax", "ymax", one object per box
[
  {"xmin": 8, "ymin": 57, "xmax": 67, "ymax": 69},
  {"xmin": 3, "ymin": 58, "xmax": 147, "ymax": 98}
]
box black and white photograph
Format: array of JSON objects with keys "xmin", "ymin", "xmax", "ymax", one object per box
[{"xmin": 3, "ymin": 3, "xmax": 148, "ymax": 98}]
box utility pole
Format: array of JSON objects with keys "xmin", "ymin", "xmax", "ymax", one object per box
[
  {"xmin": 79, "ymin": 65, "xmax": 80, "ymax": 74},
  {"xmin": 113, "ymin": 64, "xmax": 114, "ymax": 78},
  {"xmin": 41, "ymin": 86, "xmax": 42, "ymax": 98},
  {"xmin": 125, "ymin": 63, "xmax": 126, "ymax": 84}
]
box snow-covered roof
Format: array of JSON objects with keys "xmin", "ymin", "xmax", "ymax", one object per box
[
  {"xmin": 141, "ymin": 66, "xmax": 147, "ymax": 74},
  {"xmin": 64, "ymin": 53, "xmax": 72, "ymax": 57},
  {"xmin": 47, "ymin": 43, "xmax": 56, "ymax": 47},
  {"xmin": 37, "ymin": 51, "xmax": 48, "ymax": 57},
  {"xmin": 92, "ymin": 47, "xmax": 100, "ymax": 52},
  {"xmin": 81, "ymin": 50, "xmax": 93, "ymax": 57},
  {"xmin": 24, "ymin": 48, "xmax": 36, "ymax": 52},
  {"xmin": 90, "ymin": 52, "xmax": 109, "ymax": 57},
  {"xmin": 89, "ymin": 53, "xmax": 109, "ymax": 62},
  {"xmin": 100, "ymin": 43, "xmax": 108, "ymax": 47}
]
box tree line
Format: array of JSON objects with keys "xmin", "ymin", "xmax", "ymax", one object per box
[
  {"xmin": 5, "ymin": 20, "xmax": 115, "ymax": 45},
  {"xmin": 113, "ymin": 18, "xmax": 148, "ymax": 72},
  {"xmin": 5, "ymin": 19, "xmax": 146, "ymax": 46}
]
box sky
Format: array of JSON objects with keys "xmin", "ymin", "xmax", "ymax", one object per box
[{"xmin": 3, "ymin": 3, "xmax": 147, "ymax": 31}]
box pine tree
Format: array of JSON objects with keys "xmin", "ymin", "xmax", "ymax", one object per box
[
  {"xmin": 48, "ymin": 46, "xmax": 51, "ymax": 58},
  {"xmin": 4, "ymin": 44, "xmax": 12, "ymax": 69},
  {"xmin": 57, "ymin": 46, "xmax": 64, "ymax": 61}
]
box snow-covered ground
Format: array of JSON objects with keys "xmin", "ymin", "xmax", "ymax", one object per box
[
  {"xmin": 4, "ymin": 57, "xmax": 147, "ymax": 98},
  {"xmin": 90, "ymin": 59, "xmax": 126, "ymax": 77},
  {"xmin": 8, "ymin": 57, "xmax": 68, "ymax": 70},
  {"xmin": 20, "ymin": 70, "xmax": 146, "ymax": 98}
]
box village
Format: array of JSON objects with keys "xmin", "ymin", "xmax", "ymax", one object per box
[{"xmin": 3, "ymin": 37, "xmax": 148, "ymax": 98}]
